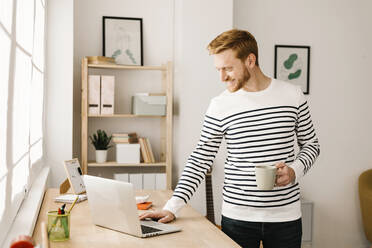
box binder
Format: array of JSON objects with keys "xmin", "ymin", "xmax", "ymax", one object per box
[
  {"xmin": 88, "ymin": 75, "xmax": 101, "ymax": 115},
  {"xmin": 129, "ymin": 173, "xmax": 143, "ymax": 190},
  {"xmin": 155, "ymin": 173, "xmax": 166, "ymax": 190},
  {"xmin": 143, "ymin": 173, "xmax": 156, "ymax": 189},
  {"xmin": 101, "ymin": 75, "xmax": 115, "ymax": 115},
  {"xmin": 114, "ymin": 173, "xmax": 129, "ymax": 182}
]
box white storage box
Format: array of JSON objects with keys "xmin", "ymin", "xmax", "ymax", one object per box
[
  {"xmin": 132, "ymin": 94, "xmax": 166, "ymax": 116},
  {"xmin": 116, "ymin": 143, "xmax": 140, "ymax": 163}
]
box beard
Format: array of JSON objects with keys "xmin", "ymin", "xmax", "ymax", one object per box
[{"xmin": 226, "ymin": 68, "xmax": 250, "ymax": 92}]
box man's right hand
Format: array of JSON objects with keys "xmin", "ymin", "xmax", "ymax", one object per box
[{"xmin": 139, "ymin": 210, "xmax": 175, "ymax": 223}]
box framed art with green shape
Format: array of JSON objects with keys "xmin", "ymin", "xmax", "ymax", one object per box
[
  {"xmin": 274, "ymin": 45, "xmax": 310, "ymax": 94},
  {"xmin": 103, "ymin": 16, "xmax": 143, "ymax": 66}
]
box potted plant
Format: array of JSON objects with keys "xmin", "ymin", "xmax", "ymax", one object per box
[{"xmin": 89, "ymin": 129, "xmax": 112, "ymax": 163}]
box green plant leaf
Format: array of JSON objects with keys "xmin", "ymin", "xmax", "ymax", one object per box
[{"xmin": 89, "ymin": 129, "xmax": 112, "ymax": 150}]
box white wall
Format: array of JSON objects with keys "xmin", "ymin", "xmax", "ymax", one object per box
[
  {"xmin": 173, "ymin": 0, "xmax": 233, "ymax": 225},
  {"xmin": 47, "ymin": 1, "xmax": 372, "ymax": 246},
  {"xmin": 73, "ymin": 0, "xmax": 174, "ymax": 172},
  {"xmin": 45, "ymin": 0, "xmax": 74, "ymax": 187},
  {"xmin": 72, "ymin": 0, "xmax": 233, "ymax": 225},
  {"xmin": 234, "ymin": 0, "xmax": 372, "ymax": 247}
]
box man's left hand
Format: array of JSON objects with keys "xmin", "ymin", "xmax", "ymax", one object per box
[{"xmin": 275, "ymin": 162, "xmax": 296, "ymax": 187}]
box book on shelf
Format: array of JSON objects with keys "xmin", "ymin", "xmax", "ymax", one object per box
[
  {"xmin": 112, "ymin": 133, "xmax": 138, "ymax": 144},
  {"xmin": 112, "ymin": 132, "xmax": 138, "ymax": 137},
  {"xmin": 139, "ymin": 138, "xmax": 149, "ymax": 163},
  {"xmin": 143, "ymin": 138, "xmax": 152, "ymax": 163},
  {"xmin": 145, "ymin": 138, "xmax": 156, "ymax": 163},
  {"xmin": 112, "ymin": 137, "xmax": 139, "ymax": 144},
  {"xmin": 138, "ymin": 137, "xmax": 156, "ymax": 163},
  {"xmin": 139, "ymin": 140, "xmax": 144, "ymax": 163}
]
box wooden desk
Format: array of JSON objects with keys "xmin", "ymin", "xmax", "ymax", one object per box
[{"xmin": 33, "ymin": 189, "xmax": 240, "ymax": 248}]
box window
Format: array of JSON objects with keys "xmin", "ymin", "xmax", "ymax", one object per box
[
  {"xmin": 0, "ymin": 21, "xmax": 11, "ymax": 181},
  {"xmin": 0, "ymin": 0, "xmax": 46, "ymax": 245},
  {"xmin": 0, "ymin": 0, "xmax": 12, "ymax": 33}
]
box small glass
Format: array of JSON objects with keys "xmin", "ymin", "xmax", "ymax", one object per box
[{"xmin": 47, "ymin": 211, "xmax": 70, "ymax": 241}]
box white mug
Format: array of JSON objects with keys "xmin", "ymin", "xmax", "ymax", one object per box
[{"xmin": 255, "ymin": 165, "xmax": 277, "ymax": 190}]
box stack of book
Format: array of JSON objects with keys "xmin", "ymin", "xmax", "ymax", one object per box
[
  {"xmin": 139, "ymin": 137, "xmax": 156, "ymax": 163},
  {"xmin": 112, "ymin": 133, "xmax": 139, "ymax": 144}
]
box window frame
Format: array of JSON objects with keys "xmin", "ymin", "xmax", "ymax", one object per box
[{"xmin": 0, "ymin": 0, "xmax": 47, "ymax": 245}]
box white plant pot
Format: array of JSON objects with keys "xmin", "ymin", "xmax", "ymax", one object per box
[{"xmin": 95, "ymin": 150, "xmax": 108, "ymax": 163}]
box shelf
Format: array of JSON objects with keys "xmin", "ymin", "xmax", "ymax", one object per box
[
  {"xmin": 88, "ymin": 63, "xmax": 166, "ymax": 71},
  {"xmin": 81, "ymin": 58, "xmax": 173, "ymax": 189},
  {"xmin": 88, "ymin": 114, "xmax": 165, "ymax": 118},
  {"xmin": 88, "ymin": 161, "xmax": 166, "ymax": 167}
]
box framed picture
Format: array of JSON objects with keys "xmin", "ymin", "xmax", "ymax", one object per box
[
  {"xmin": 103, "ymin": 16, "xmax": 143, "ymax": 66},
  {"xmin": 63, "ymin": 158, "xmax": 86, "ymax": 194},
  {"xmin": 274, "ymin": 45, "xmax": 310, "ymax": 94}
]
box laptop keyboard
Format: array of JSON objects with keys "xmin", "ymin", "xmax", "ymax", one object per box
[{"xmin": 141, "ymin": 225, "xmax": 162, "ymax": 234}]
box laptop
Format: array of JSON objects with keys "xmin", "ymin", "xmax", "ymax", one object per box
[{"xmin": 83, "ymin": 175, "xmax": 181, "ymax": 238}]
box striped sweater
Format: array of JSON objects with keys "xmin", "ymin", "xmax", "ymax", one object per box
[{"xmin": 164, "ymin": 79, "xmax": 320, "ymax": 222}]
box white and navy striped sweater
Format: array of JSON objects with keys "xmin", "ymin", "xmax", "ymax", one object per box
[{"xmin": 164, "ymin": 79, "xmax": 320, "ymax": 222}]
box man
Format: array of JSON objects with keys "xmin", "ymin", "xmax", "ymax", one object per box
[{"xmin": 140, "ymin": 29, "xmax": 320, "ymax": 248}]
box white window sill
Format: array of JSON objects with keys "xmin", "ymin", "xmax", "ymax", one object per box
[{"xmin": 2, "ymin": 166, "xmax": 49, "ymax": 248}]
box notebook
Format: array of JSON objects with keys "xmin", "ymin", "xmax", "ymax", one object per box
[
  {"xmin": 83, "ymin": 175, "xmax": 181, "ymax": 238},
  {"xmin": 54, "ymin": 194, "xmax": 87, "ymax": 203}
]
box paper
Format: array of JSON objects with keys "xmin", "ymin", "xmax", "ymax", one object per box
[
  {"xmin": 135, "ymin": 195, "xmax": 149, "ymax": 204},
  {"xmin": 54, "ymin": 194, "xmax": 87, "ymax": 203}
]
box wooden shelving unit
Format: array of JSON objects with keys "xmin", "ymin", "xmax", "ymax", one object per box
[
  {"xmin": 81, "ymin": 57, "xmax": 173, "ymax": 189},
  {"xmin": 87, "ymin": 162, "xmax": 166, "ymax": 167},
  {"xmin": 88, "ymin": 114, "xmax": 165, "ymax": 118}
]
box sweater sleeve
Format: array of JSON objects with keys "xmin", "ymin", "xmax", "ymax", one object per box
[
  {"xmin": 163, "ymin": 102, "xmax": 224, "ymax": 216},
  {"xmin": 290, "ymin": 90, "xmax": 320, "ymax": 181}
]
